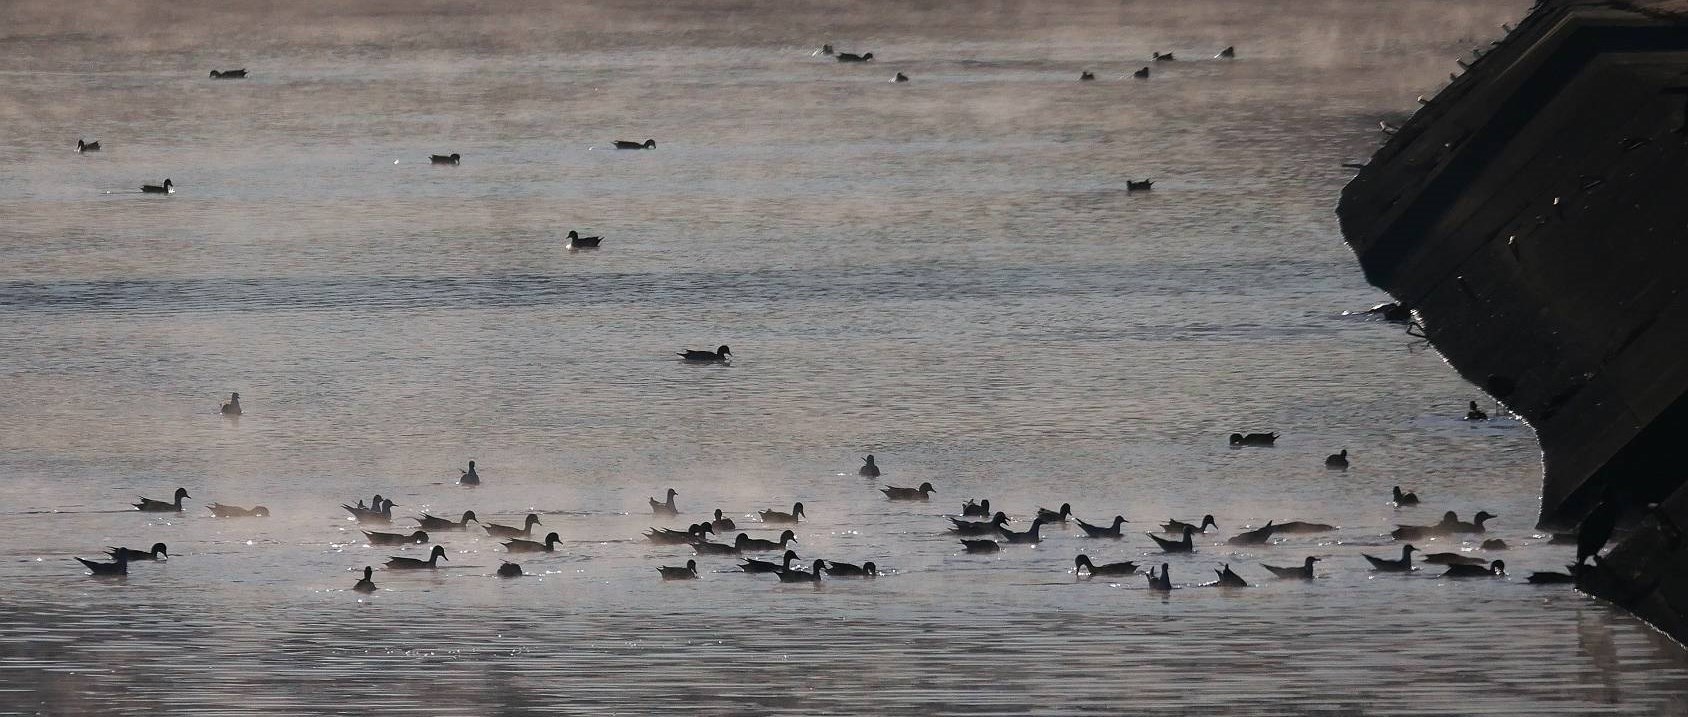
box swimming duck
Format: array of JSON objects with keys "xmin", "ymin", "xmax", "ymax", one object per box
[
  {"xmin": 998, "ymin": 518, "xmax": 1047, "ymax": 544},
  {"xmin": 416, "ymin": 510, "xmax": 478, "ymax": 531},
  {"xmin": 1076, "ymin": 515, "xmax": 1128, "ymax": 538},
  {"xmin": 1074, "ymin": 554, "xmax": 1137, "ymax": 577},
  {"xmin": 858, "ymin": 455, "xmax": 881, "ymax": 477},
  {"xmin": 106, "ymin": 543, "xmax": 168, "ymax": 561},
  {"xmin": 483, "ymin": 513, "xmax": 542, "ymax": 538},
  {"xmin": 208, "ymin": 503, "xmax": 269, "ymax": 518},
  {"xmin": 950, "ymin": 511, "xmax": 1011, "ymax": 535},
  {"xmin": 77, "ymin": 139, "xmax": 101, "ymax": 153},
  {"xmin": 1465, "ymin": 400, "xmax": 1488, "ymax": 421},
  {"xmin": 1162, "ymin": 515, "xmax": 1216, "ymax": 534},
  {"xmin": 650, "ymin": 488, "xmax": 679, "ymax": 515},
  {"xmin": 825, "ymin": 560, "xmax": 877, "ymax": 577},
  {"xmin": 1227, "ymin": 521, "xmax": 1276, "ymax": 546},
  {"xmin": 1441, "ymin": 559, "xmax": 1505, "ymax": 578},
  {"xmin": 1148, "ymin": 526, "xmax": 1196, "ymax": 553},
  {"xmin": 497, "ymin": 561, "xmax": 523, "ymax": 578},
  {"xmin": 352, "ymin": 566, "xmax": 376, "ymax": 592},
  {"xmin": 134, "ymin": 487, "xmax": 191, "ymax": 512},
  {"xmin": 1481, "ymin": 538, "xmax": 1508, "ymax": 551},
  {"xmin": 1126, "ymin": 179, "xmax": 1153, "ymax": 192},
  {"xmin": 459, "ymin": 460, "xmax": 480, "ymax": 486},
  {"xmin": 1392, "ymin": 486, "xmax": 1420, "ymax": 506},
  {"xmin": 759, "ymin": 502, "xmax": 805, "ymax": 524},
  {"xmin": 1036, "ymin": 503, "xmax": 1073, "ymax": 523},
  {"xmin": 961, "ymin": 539, "xmax": 1000, "ymax": 553},
  {"xmin": 711, "ymin": 509, "xmax": 736, "ymax": 532},
  {"xmin": 815, "ymin": 44, "xmax": 835, "ymax": 56},
  {"xmin": 77, "ymin": 553, "xmax": 128, "ymax": 576},
  {"xmin": 429, "ymin": 153, "xmax": 461, "ymax": 165},
  {"xmin": 220, "ymin": 392, "xmax": 241, "ymax": 415},
  {"xmin": 1392, "ymin": 511, "xmax": 1460, "ymax": 540},
  {"xmin": 1217, "ymin": 46, "xmax": 1236, "ymax": 59},
  {"xmin": 1215, "ymin": 564, "xmax": 1249, "ymax": 587},
  {"xmin": 645, "ymin": 523, "xmax": 713, "ymax": 545},
  {"xmin": 737, "ymin": 530, "xmax": 797, "ymax": 551},
  {"xmin": 1079, "ymin": 71, "xmax": 1095, "ymax": 81},
  {"xmin": 1363, "ymin": 544, "xmax": 1418, "ymax": 572},
  {"xmin": 1146, "ymin": 563, "xmax": 1172, "ymax": 591},
  {"xmin": 690, "ymin": 538, "xmax": 740, "ymax": 555},
  {"xmin": 1272, "ymin": 521, "xmax": 1336, "ymax": 534},
  {"xmin": 776, "ymin": 559, "xmax": 826, "ymax": 583},
  {"xmin": 835, "ymin": 52, "xmax": 873, "ymax": 63},
  {"xmin": 677, "ymin": 346, "xmax": 731, "ymax": 362},
  {"xmin": 882, "ymin": 482, "xmax": 935, "ymax": 501},
  {"xmin": 209, "ymin": 69, "xmax": 247, "ymax": 79},
  {"xmin": 384, "ymin": 545, "xmax": 448, "ymax": 570},
  {"xmin": 612, "ymin": 139, "xmax": 656, "ymax": 150},
  {"xmin": 1325, "ymin": 449, "xmax": 1349, "ymax": 469},
  {"xmin": 658, "ymin": 559, "xmax": 699, "ymax": 580},
  {"xmin": 1447, "ymin": 511, "xmax": 1496, "ymax": 534},
  {"xmin": 1229, "ymin": 432, "xmax": 1278, "ymax": 446},
  {"xmin": 566, "ymin": 230, "xmax": 602, "ymax": 248},
  {"xmin": 1527, "ymin": 567, "xmax": 1577, "ymax": 584},
  {"xmin": 891, "ymin": 72, "xmax": 908, "ymax": 82},
  {"xmin": 1262, "ymin": 556, "xmax": 1320, "ymax": 579},
  {"xmin": 741, "ymin": 549, "xmax": 799, "ymax": 573},
  {"xmin": 364, "ymin": 530, "xmax": 429, "ymax": 546},
  {"xmin": 1132, "ymin": 66, "xmax": 1150, "ymax": 79},
  {"xmin": 504, "ymin": 531, "xmax": 562, "ymax": 553},
  {"xmin": 1152, "ymin": 52, "xmax": 1176, "ymax": 61},
  {"xmin": 140, "ymin": 179, "xmax": 173, "ymax": 194},
  {"xmin": 343, "ymin": 497, "xmax": 396, "ymax": 524},
  {"xmin": 1422, "ymin": 552, "xmax": 1487, "ymax": 566},
  {"xmin": 961, "ymin": 498, "xmax": 990, "ymax": 517}
]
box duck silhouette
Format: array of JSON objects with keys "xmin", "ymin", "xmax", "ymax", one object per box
[
  {"xmin": 612, "ymin": 139, "xmax": 656, "ymax": 150},
  {"xmin": 1147, "ymin": 526, "xmax": 1196, "ymax": 553},
  {"xmin": 429, "ymin": 153, "xmax": 461, "ymax": 165},
  {"xmin": 741, "ymin": 549, "xmax": 799, "ymax": 573},
  {"xmin": 776, "ymin": 559, "xmax": 826, "ymax": 583},
  {"xmin": 711, "ymin": 509, "xmax": 736, "ymax": 532},
  {"xmin": 678, "ymin": 346, "xmax": 731, "ymax": 362},
  {"xmin": 1325, "ymin": 449, "xmax": 1350, "ymax": 469},
  {"xmin": 835, "ymin": 52, "xmax": 873, "ymax": 63},
  {"xmin": 343, "ymin": 497, "xmax": 395, "ymax": 524},
  {"xmin": 951, "ymin": 511, "xmax": 1010, "ymax": 535},
  {"xmin": 1215, "ymin": 564, "xmax": 1249, "ymax": 587},
  {"xmin": 1036, "ymin": 503, "xmax": 1073, "ymax": 523},
  {"xmin": 1075, "ymin": 554, "xmax": 1137, "ymax": 577},
  {"xmin": 1441, "ymin": 559, "xmax": 1505, "ymax": 578},
  {"xmin": 416, "ymin": 510, "xmax": 477, "ymax": 531},
  {"xmin": 106, "ymin": 543, "xmax": 167, "ymax": 561},
  {"xmin": 504, "ymin": 532, "xmax": 562, "ymax": 553},
  {"xmin": 658, "ymin": 559, "xmax": 699, "ymax": 580},
  {"xmin": 1132, "ymin": 66, "xmax": 1150, "ymax": 79},
  {"xmin": 384, "ymin": 545, "xmax": 448, "ymax": 570},
  {"xmin": 76, "ymin": 139, "xmax": 101, "ymax": 153},
  {"xmin": 1226, "ymin": 521, "xmax": 1276, "ymax": 546},
  {"xmin": 891, "ymin": 72, "xmax": 908, "ymax": 82},
  {"xmin": 998, "ymin": 518, "xmax": 1047, "ymax": 544},
  {"xmin": 483, "ymin": 513, "xmax": 542, "ymax": 538},
  {"xmin": 134, "ymin": 487, "xmax": 190, "ymax": 512},
  {"xmin": 220, "ymin": 392, "xmax": 242, "ymax": 416},
  {"xmin": 1229, "ymin": 432, "xmax": 1277, "ymax": 446},
  {"xmin": 1126, "ymin": 179, "xmax": 1153, "ymax": 192},
  {"xmin": 1363, "ymin": 544, "xmax": 1418, "ymax": 572},
  {"xmin": 209, "ymin": 69, "xmax": 247, "ymax": 79},
  {"xmin": 737, "ymin": 530, "xmax": 797, "ymax": 551},
  {"xmin": 1161, "ymin": 515, "xmax": 1216, "ymax": 534},
  {"xmin": 364, "ymin": 530, "xmax": 428, "ymax": 546},
  {"xmin": 960, "ymin": 498, "xmax": 990, "ymax": 517},
  {"xmin": 140, "ymin": 179, "xmax": 173, "ymax": 194},
  {"xmin": 650, "ymin": 488, "xmax": 679, "ymax": 515},
  {"xmin": 882, "ymin": 482, "xmax": 934, "ymax": 501},
  {"xmin": 1076, "ymin": 515, "xmax": 1128, "ymax": 538},
  {"xmin": 459, "ymin": 460, "xmax": 480, "ymax": 486},
  {"xmin": 567, "ymin": 230, "xmax": 602, "ymax": 248},
  {"xmin": 825, "ymin": 560, "xmax": 877, "ymax": 577},
  {"xmin": 77, "ymin": 552, "xmax": 128, "ymax": 576},
  {"xmin": 859, "ymin": 455, "xmax": 881, "ymax": 477},
  {"xmin": 1392, "ymin": 486, "xmax": 1420, "ymax": 506},
  {"xmin": 1465, "ymin": 400, "xmax": 1489, "ymax": 421},
  {"xmin": 759, "ymin": 502, "xmax": 805, "ymax": 524},
  {"xmin": 961, "ymin": 538, "xmax": 1000, "ymax": 553},
  {"xmin": 1146, "ymin": 563, "xmax": 1172, "ymax": 591},
  {"xmin": 1216, "ymin": 46, "xmax": 1236, "ymax": 59},
  {"xmin": 1262, "ymin": 556, "xmax": 1320, "ymax": 579},
  {"xmin": 352, "ymin": 566, "xmax": 376, "ymax": 592},
  {"xmin": 497, "ymin": 561, "xmax": 523, "ymax": 578}
]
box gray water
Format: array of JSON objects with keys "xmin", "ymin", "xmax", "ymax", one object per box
[{"xmin": 3, "ymin": 0, "xmax": 1686, "ymax": 714}]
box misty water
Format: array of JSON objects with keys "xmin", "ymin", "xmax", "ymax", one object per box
[{"xmin": 3, "ymin": 0, "xmax": 1686, "ymax": 714}]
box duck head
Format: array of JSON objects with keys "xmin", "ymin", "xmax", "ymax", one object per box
[
  {"xmin": 409, "ymin": 531, "xmax": 428, "ymax": 543},
  {"xmin": 1182, "ymin": 526, "xmax": 1196, "ymax": 540},
  {"xmin": 811, "ymin": 559, "xmax": 825, "ymax": 574},
  {"xmin": 524, "ymin": 513, "xmax": 542, "ymax": 528},
  {"xmin": 163, "ymin": 179, "xmax": 173, "ymax": 188},
  {"xmin": 449, "ymin": 153, "xmax": 461, "ymax": 161},
  {"xmin": 991, "ymin": 511, "xmax": 1009, "ymax": 525},
  {"xmin": 714, "ymin": 508, "xmax": 725, "ymax": 520},
  {"xmin": 716, "ymin": 346, "xmax": 731, "ymax": 357},
  {"xmin": 1305, "ymin": 556, "xmax": 1321, "ymax": 567},
  {"xmin": 1229, "ymin": 433, "xmax": 1244, "ymax": 444},
  {"xmin": 1402, "ymin": 544, "xmax": 1419, "ymax": 557},
  {"xmin": 467, "ymin": 460, "xmax": 475, "ymax": 470},
  {"xmin": 791, "ymin": 502, "xmax": 805, "ymax": 518},
  {"xmin": 1473, "ymin": 510, "xmax": 1497, "ymax": 525},
  {"xmin": 782, "ymin": 549, "xmax": 799, "ymax": 563},
  {"xmin": 362, "ymin": 566, "xmax": 373, "ymax": 580},
  {"xmin": 461, "ymin": 510, "xmax": 478, "ymax": 524},
  {"xmin": 1201, "ymin": 514, "xmax": 1217, "ymax": 530},
  {"xmin": 863, "ymin": 454, "xmax": 876, "ymax": 465},
  {"xmin": 642, "ymin": 139, "xmax": 656, "ymax": 149},
  {"xmin": 685, "ymin": 559, "xmax": 697, "ymax": 572},
  {"xmin": 779, "ymin": 529, "xmax": 796, "ymax": 544},
  {"xmin": 1489, "ymin": 559, "xmax": 1506, "ymax": 574},
  {"xmin": 174, "ymin": 487, "xmax": 191, "ymax": 501},
  {"xmin": 861, "ymin": 53, "xmax": 874, "ymax": 61},
  {"xmin": 918, "ymin": 482, "xmax": 935, "ymax": 493},
  {"xmin": 863, "ymin": 561, "xmax": 877, "ymax": 576},
  {"xmin": 149, "ymin": 543, "xmax": 168, "ymax": 558},
  {"xmin": 1075, "ymin": 554, "xmax": 1094, "ymax": 571},
  {"xmin": 430, "ymin": 545, "xmax": 448, "ymax": 561},
  {"xmin": 543, "ymin": 532, "xmax": 561, "ymax": 547},
  {"xmin": 1439, "ymin": 511, "xmax": 1459, "ymax": 524},
  {"xmin": 666, "ymin": 488, "xmax": 679, "ymax": 498},
  {"xmin": 1058, "ymin": 503, "xmax": 1071, "ymax": 517},
  {"xmin": 1110, "ymin": 515, "xmax": 1127, "ymax": 528}
]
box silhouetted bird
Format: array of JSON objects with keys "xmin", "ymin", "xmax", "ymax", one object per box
[
  {"xmin": 1216, "ymin": 46, "xmax": 1235, "ymax": 59},
  {"xmin": 835, "ymin": 52, "xmax": 873, "ymax": 62},
  {"xmin": 459, "ymin": 460, "xmax": 480, "ymax": 486},
  {"xmin": 1132, "ymin": 67, "xmax": 1150, "ymax": 79},
  {"xmin": 141, "ymin": 179, "xmax": 172, "ymax": 194},
  {"xmin": 859, "ymin": 454, "xmax": 881, "ymax": 477},
  {"xmin": 1074, "ymin": 554, "xmax": 1137, "ymax": 577},
  {"xmin": 220, "ymin": 392, "xmax": 242, "ymax": 416},
  {"xmin": 658, "ymin": 559, "xmax": 698, "ymax": 580},
  {"xmin": 352, "ymin": 566, "xmax": 376, "ymax": 592},
  {"xmin": 612, "ymin": 139, "xmax": 656, "ymax": 149},
  {"xmin": 1325, "ymin": 449, "xmax": 1349, "ymax": 469},
  {"xmin": 1079, "ymin": 71, "xmax": 1095, "ymax": 81},
  {"xmin": 1465, "ymin": 401, "xmax": 1488, "ymax": 421},
  {"xmin": 566, "ymin": 230, "xmax": 601, "ymax": 248},
  {"xmin": 429, "ymin": 153, "xmax": 461, "ymax": 165},
  {"xmin": 678, "ymin": 346, "xmax": 731, "ymax": 362},
  {"xmin": 77, "ymin": 139, "xmax": 101, "ymax": 153}
]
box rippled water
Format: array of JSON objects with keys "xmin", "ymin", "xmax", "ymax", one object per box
[{"xmin": 3, "ymin": 0, "xmax": 1686, "ymax": 714}]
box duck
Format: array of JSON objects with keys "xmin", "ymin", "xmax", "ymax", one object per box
[
  {"xmin": 741, "ymin": 549, "xmax": 799, "ymax": 573},
  {"xmin": 950, "ymin": 511, "xmax": 1011, "ymax": 536},
  {"xmin": 1392, "ymin": 486, "xmax": 1420, "ymax": 506},
  {"xmin": 429, "ymin": 153, "xmax": 461, "ymax": 165},
  {"xmin": 1262, "ymin": 556, "xmax": 1320, "ymax": 579},
  {"xmin": 1079, "ymin": 71, "xmax": 1095, "ymax": 81},
  {"xmin": 1527, "ymin": 567, "xmax": 1577, "ymax": 584},
  {"xmin": 612, "ymin": 139, "xmax": 656, "ymax": 150},
  {"xmin": 1422, "ymin": 552, "xmax": 1487, "ymax": 566},
  {"xmin": 711, "ymin": 509, "xmax": 736, "ymax": 532},
  {"xmin": 759, "ymin": 502, "xmax": 805, "ymax": 524},
  {"xmin": 961, "ymin": 539, "xmax": 1000, "ymax": 553},
  {"xmin": 458, "ymin": 460, "xmax": 480, "ymax": 486},
  {"xmin": 1272, "ymin": 521, "xmax": 1336, "ymax": 534},
  {"xmin": 1146, "ymin": 563, "xmax": 1172, "ymax": 591},
  {"xmin": 835, "ymin": 52, "xmax": 873, "ymax": 63},
  {"xmin": 1215, "ymin": 564, "xmax": 1249, "ymax": 587},
  {"xmin": 1392, "ymin": 511, "xmax": 1461, "ymax": 540},
  {"xmin": 106, "ymin": 543, "xmax": 168, "ymax": 561},
  {"xmin": 677, "ymin": 346, "xmax": 731, "ymax": 362},
  {"xmin": 352, "ymin": 566, "xmax": 377, "ymax": 593},
  {"xmin": 77, "ymin": 553, "xmax": 128, "ymax": 576},
  {"xmin": 1126, "ymin": 179, "xmax": 1153, "ymax": 192},
  {"xmin": 1152, "ymin": 51, "xmax": 1176, "ymax": 61},
  {"xmin": 140, "ymin": 178, "xmax": 173, "ymax": 194},
  {"xmin": 1036, "ymin": 503, "xmax": 1073, "ymax": 523},
  {"xmin": 890, "ymin": 72, "xmax": 908, "ymax": 82},
  {"xmin": 882, "ymin": 482, "xmax": 935, "ymax": 501},
  {"xmin": 497, "ymin": 562, "xmax": 523, "ymax": 578},
  {"xmin": 1325, "ymin": 449, "xmax": 1350, "ymax": 469},
  {"xmin": 858, "ymin": 454, "xmax": 881, "ymax": 477},
  {"xmin": 1148, "ymin": 526, "xmax": 1197, "ymax": 553},
  {"xmin": 1074, "ymin": 554, "xmax": 1137, "ymax": 577},
  {"xmin": 343, "ymin": 498, "xmax": 396, "ymax": 524},
  {"xmin": 1226, "ymin": 521, "xmax": 1276, "ymax": 546},
  {"xmin": 1363, "ymin": 544, "xmax": 1418, "ymax": 572},
  {"xmin": 650, "ymin": 488, "xmax": 679, "ymax": 515},
  {"xmin": 1441, "ymin": 559, "xmax": 1505, "ymax": 578},
  {"xmin": 134, "ymin": 487, "xmax": 191, "ymax": 512},
  {"xmin": 1229, "ymin": 432, "xmax": 1278, "ymax": 446},
  {"xmin": 645, "ymin": 523, "xmax": 713, "ymax": 545},
  {"xmin": 416, "ymin": 510, "xmax": 478, "ymax": 531},
  {"xmin": 504, "ymin": 531, "xmax": 562, "ymax": 553},
  {"xmin": 1132, "ymin": 66, "xmax": 1150, "ymax": 79},
  {"xmin": 658, "ymin": 559, "xmax": 699, "ymax": 580},
  {"xmin": 566, "ymin": 230, "xmax": 602, "ymax": 248},
  {"xmin": 1216, "ymin": 46, "xmax": 1236, "ymax": 59},
  {"xmin": 76, "ymin": 139, "xmax": 101, "ymax": 153},
  {"xmin": 776, "ymin": 559, "xmax": 826, "ymax": 583},
  {"xmin": 814, "ymin": 44, "xmax": 835, "ymax": 56},
  {"xmin": 208, "ymin": 69, "xmax": 247, "ymax": 79},
  {"xmin": 825, "ymin": 560, "xmax": 877, "ymax": 577},
  {"xmin": 1465, "ymin": 400, "xmax": 1489, "ymax": 421},
  {"xmin": 960, "ymin": 498, "xmax": 991, "ymax": 517},
  {"xmin": 1447, "ymin": 510, "xmax": 1497, "ymax": 534},
  {"xmin": 483, "ymin": 513, "xmax": 542, "ymax": 538},
  {"xmin": 217, "ymin": 391, "xmax": 242, "ymax": 415},
  {"xmin": 384, "ymin": 545, "xmax": 448, "ymax": 570},
  {"xmin": 1162, "ymin": 515, "xmax": 1216, "ymax": 534},
  {"xmin": 208, "ymin": 503, "xmax": 269, "ymax": 518},
  {"xmin": 364, "ymin": 530, "xmax": 429, "ymax": 546},
  {"xmin": 737, "ymin": 530, "xmax": 797, "ymax": 551},
  {"xmin": 689, "ymin": 538, "xmax": 740, "ymax": 555},
  {"xmin": 1077, "ymin": 515, "xmax": 1128, "ymax": 538},
  {"xmin": 998, "ymin": 518, "xmax": 1047, "ymax": 544}
]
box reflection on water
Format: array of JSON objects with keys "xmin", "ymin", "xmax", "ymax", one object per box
[{"xmin": 2, "ymin": 0, "xmax": 1687, "ymax": 713}]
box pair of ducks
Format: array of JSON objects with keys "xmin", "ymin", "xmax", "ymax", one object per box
[
  {"xmin": 737, "ymin": 550, "xmax": 878, "ymax": 578},
  {"xmin": 75, "ymin": 543, "xmax": 170, "ymax": 575},
  {"xmin": 1362, "ymin": 544, "xmax": 1507, "ymax": 577},
  {"xmin": 657, "ymin": 558, "xmax": 827, "ymax": 582}
]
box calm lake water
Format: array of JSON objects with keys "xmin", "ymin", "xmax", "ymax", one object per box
[{"xmin": 2, "ymin": 0, "xmax": 1686, "ymax": 714}]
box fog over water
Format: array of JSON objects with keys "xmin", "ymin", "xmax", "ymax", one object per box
[{"xmin": 2, "ymin": 0, "xmax": 1686, "ymax": 714}]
